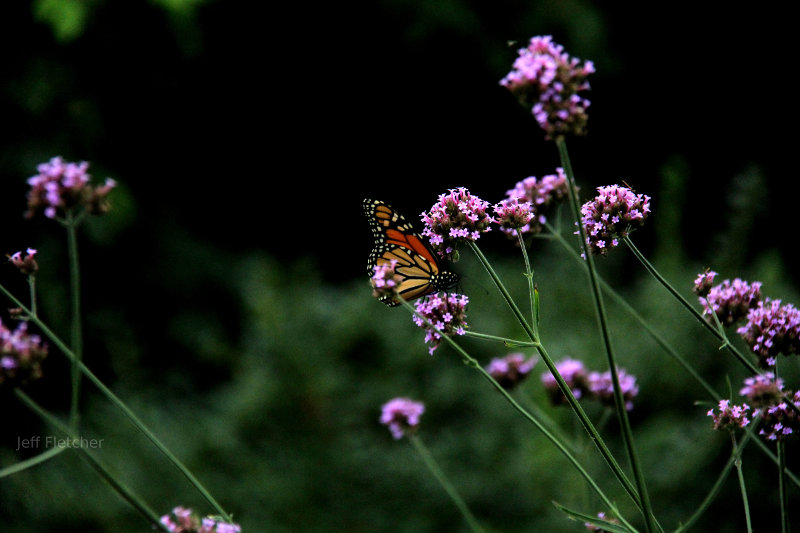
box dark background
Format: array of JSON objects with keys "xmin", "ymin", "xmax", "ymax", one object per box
[{"xmin": 1, "ymin": 1, "xmax": 798, "ymax": 532}]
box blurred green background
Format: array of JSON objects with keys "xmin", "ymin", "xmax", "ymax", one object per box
[{"xmin": 1, "ymin": 1, "xmax": 798, "ymax": 531}]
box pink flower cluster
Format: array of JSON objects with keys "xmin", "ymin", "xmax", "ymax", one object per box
[
  {"xmin": 412, "ymin": 292, "xmax": 469, "ymax": 355},
  {"xmin": 499, "ymin": 168, "xmax": 569, "ymax": 237},
  {"xmin": 500, "ymin": 35, "xmax": 594, "ymax": 139},
  {"xmin": 420, "ymin": 188, "xmax": 493, "ymax": 260},
  {"xmin": 700, "ymin": 276, "xmax": 763, "ymax": 327},
  {"xmin": 579, "ymin": 185, "xmax": 651, "ymax": 256},
  {"xmin": 737, "ymin": 299, "xmax": 800, "ymax": 367},
  {"xmin": 1, "ymin": 320, "xmax": 48, "ymax": 387},
  {"xmin": 8, "ymin": 248, "xmax": 39, "ymax": 275},
  {"xmin": 159, "ymin": 506, "xmax": 241, "ymax": 533},
  {"xmin": 540, "ymin": 358, "xmax": 639, "ymax": 411},
  {"xmin": 707, "ymin": 400, "xmax": 752, "ymax": 431},
  {"xmin": 370, "ymin": 260, "xmax": 401, "ymax": 303},
  {"xmin": 380, "ymin": 397, "xmax": 425, "ymax": 440},
  {"xmin": 485, "ymin": 352, "xmax": 537, "ymax": 390},
  {"xmin": 25, "ymin": 156, "xmax": 116, "ymax": 219}
]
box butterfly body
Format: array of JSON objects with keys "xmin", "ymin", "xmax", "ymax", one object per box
[{"xmin": 364, "ymin": 199, "xmax": 459, "ymax": 306}]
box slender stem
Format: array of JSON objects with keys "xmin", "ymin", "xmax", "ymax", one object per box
[
  {"xmin": 409, "ymin": 435, "xmax": 486, "ymax": 533},
  {"xmin": 730, "ymin": 433, "xmax": 754, "ymax": 533},
  {"xmin": 14, "ymin": 389, "xmax": 170, "ymax": 532},
  {"xmin": 465, "ymin": 240, "xmax": 645, "ymax": 517},
  {"xmin": 463, "ymin": 330, "xmax": 537, "ymax": 347},
  {"xmin": 556, "ymin": 137, "xmax": 657, "ymax": 532},
  {"xmin": 28, "ymin": 273, "xmax": 38, "ymax": 317},
  {"xmin": 398, "ymin": 297, "xmax": 637, "ymax": 531},
  {"xmin": 66, "ymin": 211, "xmax": 83, "ymax": 431},
  {"xmin": 0, "ymin": 446, "xmax": 66, "ymax": 478},
  {"xmin": 516, "ymin": 230, "xmax": 539, "ymax": 338},
  {"xmin": 779, "ymin": 439, "xmax": 789, "ymax": 533},
  {"xmin": 0, "ymin": 287, "xmax": 233, "ymax": 522}
]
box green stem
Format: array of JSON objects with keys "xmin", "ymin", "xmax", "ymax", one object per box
[
  {"xmin": 0, "ymin": 286, "xmax": 233, "ymax": 522},
  {"xmin": 516, "ymin": 230, "xmax": 539, "ymax": 337},
  {"xmin": 465, "ymin": 240, "xmax": 645, "ymax": 518},
  {"xmin": 66, "ymin": 211, "xmax": 83, "ymax": 431},
  {"xmin": 779, "ymin": 439, "xmax": 789, "ymax": 533},
  {"xmin": 14, "ymin": 389, "xmax": 170, "ymax": 532},
  {"xmin": 0, "ymin": 446, "xmax": 66, "ymax": 478},
  {"xmin": 732, "ymin": 433, "xmax": 753, "ymax": 533},
  {"xmin": 409, "ymin": 435, "xmax": 486, "ymax": 533},
  {"xmin": 556, "ymin": 137, "xmax": 657, "ymax": 532},
  {"xmin": 463, "ymin": 330, "xmax": 537, "ymax": 347},
  {"xmin": 28, "ymin": 273, "xmax": 38, "ymax": 318},
  {"xmin": 398, "ymin": 297, "xmax": 637, "ymax": 531}
]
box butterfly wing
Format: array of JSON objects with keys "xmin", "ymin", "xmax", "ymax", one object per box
[{"xmin": 364, "ymin": 198, "xmax": 458, "ymax": 306}]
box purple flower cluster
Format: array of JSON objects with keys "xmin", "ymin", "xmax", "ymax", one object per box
[
  {"xmin": 492, "ymin": 197, "xmax": 534, "ymax": 239},
  {"xmin": 500, "ymin": 35, "xmax": 595, "ymax": 139},
  {"xmin": 25, "ymin": 156, "xmax": 116, "ymax": 219},
  {"xmin": 412, "ymin": 292, "xmax": 469, "ymax": 355},
  {"xmin": 499, "ymin": 168, "xmax": 569, "ymax": 237},
  {"xmin": 700, "ymin": 277, "xmax": 763, "ymax": 327},
  {"xmin": 709, "ymin": 374, "xmax": 800, "ymax": 441},
  {"xmin": 541, "ymin": 358, "xmax": 639, "ymax": 411},
  {"xmin": 380, "ymin": 397, "xmax": 425, "ymax": 440},
  {"xmin": 737, "ymin": 299, "xmax": 800, "ymax": 367},
  {"xmin": 1, "ymin": 320, "xmax": 48, "ymax": 387},
  {"xmin": 160, "ymin": 507, "xmax": 241, "ymax": 533},
  {"xmin": 370, "ymin": 260, "xmax": 401, "ymax": 302},
  {"xmin": 578, "ymin": 185, "xmax": 651, "ymax": 256},
  {"xmin": 8, "ymin": 248, "xmax": 39, "ymax": 275},
  {"xmin": 485, "ymin": 352, "xmax": 537, "ymax": 390},
  {"xmin": 420, "ymin": 188, "xmax": 493, "ymax": 260},
  {"xmin": 161, "ymin": 506, "xmax": 242, "ymax": 533},
  {"xmin": 707, "ymin": 400, "xmax": 752, "ymax": 431},
  {"xmin": 692, "ymin": 269, "xmax": 717, "ymax": 298}
]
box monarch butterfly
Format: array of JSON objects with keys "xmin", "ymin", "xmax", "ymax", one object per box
[{"xmin": 364, "ymin": 198, "xmax": 459, "ymax": 307}]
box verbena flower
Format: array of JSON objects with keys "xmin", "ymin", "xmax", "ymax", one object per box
[
  {"xmin": 8, "ymin": 248, "xmax": 39, "ymax": 275},
  {"xmin": 500, "ymin": 35, "xmax": 594, "ymax": 139},
  {"xmin": 380, "ymin": 397, "xmax": 425, "ymax": 440},
  {"xmin": 700, "ymin": 278, "xmax": 762, "ymax": 327},
  {"xmin": 736, "ymin": 298, "xmax": 800, "ymax": 367},
  {"xmin": 541, "ymin": 358, "xmax": 589, "ymax": 405},
  {"xmin": 708, "ymin": 399, "xmax": 751, "ymax": 431},
  {"xmin": 160, "ymin": 506, "xmax": 242, "ymax": 533},
  {"xmin": 492, "ymin": 197, "xmax": 534, "ymax": 239},
  {"xmin": 692, "ymin": 269, "xmax": 717, "ymax": 298},
  {"xmin": 370, "ymin": 260, "xmax": 401, "ymax": 302},
  {"xmin": 758, "ymin": 391, "xmax": 800, "ymax": 441},
  {"xmin": 578, "ymin": 185, "xmax": 650, "ymax": 256},
  {"xmin": 587, "ymin": 368, "xmax": 639, "ymax": 411},
  {"xmin": 412, "ymin": 292, "xmax": 469, "ymax": 354},
  {"xmin": 420, "ymin": 188, "xmax": 493, "ymax": 261},
  {"xmin": 501, "ymin": 168, "xmax": 569, "ymax": 237},
  {"xmin": 739, "ymin": 372, "xmax": 784, "ymax": 408},
  {"xmin": 0, "ymin": 320, "xmax": 48, "ymax": 387},
  {"xmin": 25, "ymin": 156, "xmax": 116, "ymax": 219},
  {"xmin": 486, "ymin": 352, "xmax": 537, "ymax": 390},
  {"xmin": 585, "ymin": 511, "xmax": 620, "ymax": 532}
]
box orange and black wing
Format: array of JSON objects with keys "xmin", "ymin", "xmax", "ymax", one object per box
[{"xmin": 364, "ymin": 198, "xmax": 458, "ymax": 306}]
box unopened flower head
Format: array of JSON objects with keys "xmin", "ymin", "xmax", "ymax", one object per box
[
  {"xmin": 412, "ymin": 292, "xmax": 469, "ymax": 354},
  {"xmin": 421, "ymin": 188, "xmax": 493, "ymax": 260},
  {"xmin": 25, "ymin": 156, "xmax": 116, "ymax": 219},
  {"xmin": 380, "ymin": 397, "xmax": 425, "ymax": 440},
  {"xmin": 370, "ymin": 260, "xmax": 402, "ymax": 302},
  {"xmin": 692, "ymin": 269, "xmax": 717, "ymax": 298},
  {"xmin": 588, "ymin": 368, "xmax": 639, "ymax": 411},
  {"xmin": 541, "ymin": 357, "xmax": 589, "ymax": 405},
  {"xmin": 736, "ymin": 298, "xmax": 800, "ymax": 367},
  {"xmin": 708, "ymin": 399, "xmax": 751, "ymax": 431},
  {"xmin": 585, "ymin": 511, "xmax": 620, "ymax": 532},
  {"xmin": 160, "ymin": 506, "xmax": 242, "ymax": 533},
  {"xmin": 500, "ymin": 35, "xmax": 594, "ymax": 139},
  {"xmin": 486, "ymin": 352, "xmax": 537, "ymax": 390},
  {"xmin": 740, "ymin": 372, "xmax": 784, "ymax": 408},
  {"xmin": 700, "ymin": 278, "xmax": 762, "ymax": 327},
  {"xmin": 8, "ymin": 248, "xmax": 39, "ymax": 275},
  {"xmin": 579, "ymin": 185, "xmax": 651, "ymax": 256},
  {"xmin": 501, "ymin": 168, "xmax": 569, "ymax": 237},
  {"xmin": 0, "ymin": 320, "xmax": 48, "ymax": 387}
]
